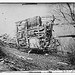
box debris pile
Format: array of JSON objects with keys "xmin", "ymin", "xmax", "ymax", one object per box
[{"xmin": 16, "ymin": 16, "xmax": 58, "ymax": 54}]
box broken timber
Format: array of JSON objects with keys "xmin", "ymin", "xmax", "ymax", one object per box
[{"xmin": 15, "ymin": 16, "xmax": 55, "ymax": 51}]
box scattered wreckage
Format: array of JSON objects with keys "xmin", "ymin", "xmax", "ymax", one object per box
[{"xmin": 16, "ymin": 15, "xmax": 60, "ymax": 54}]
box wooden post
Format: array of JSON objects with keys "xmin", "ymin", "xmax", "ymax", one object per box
[
  {"xmin": 16, "ymin": 25, "xmax": 19, "ymax": 45},
  {"xmin": 26, "ymin": 21, "xmax": 29, "ymax": 48}
]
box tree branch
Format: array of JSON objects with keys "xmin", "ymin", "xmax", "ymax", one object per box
[
  {"xmin": 60, "ymin": 9, "xmax": 70, "ymax": 23},
  {"xmin": 67, "ymin": 3, "xmax": 75, "ymax": 21}
]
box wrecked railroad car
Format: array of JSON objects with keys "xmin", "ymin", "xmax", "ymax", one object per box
[{"xmin": 15, "ymin": 16, "xmax": 54, "ymax": 50}]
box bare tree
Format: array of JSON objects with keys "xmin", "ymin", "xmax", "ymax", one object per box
[
  {"xmin": 58, "ymin": 3, "xmax": 75, "ymax": 24},
  {"xmin": 67, "ymin": 3, "xmax": 75, "ymax": 22}
]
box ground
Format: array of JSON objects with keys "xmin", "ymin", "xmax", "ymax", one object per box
[{"xmin": 0, "ymin": 44, "xmax": 72, "ymax": 72}]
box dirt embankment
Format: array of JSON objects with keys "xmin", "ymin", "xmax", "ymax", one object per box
[{"xmin": 0, "ymin": 40, "xmax": 72, "ymax": 71}]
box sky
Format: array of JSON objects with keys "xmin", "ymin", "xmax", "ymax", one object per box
[{"xmin": 0, "ymin": 4, "xmax": 52, "ymax": 37}]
